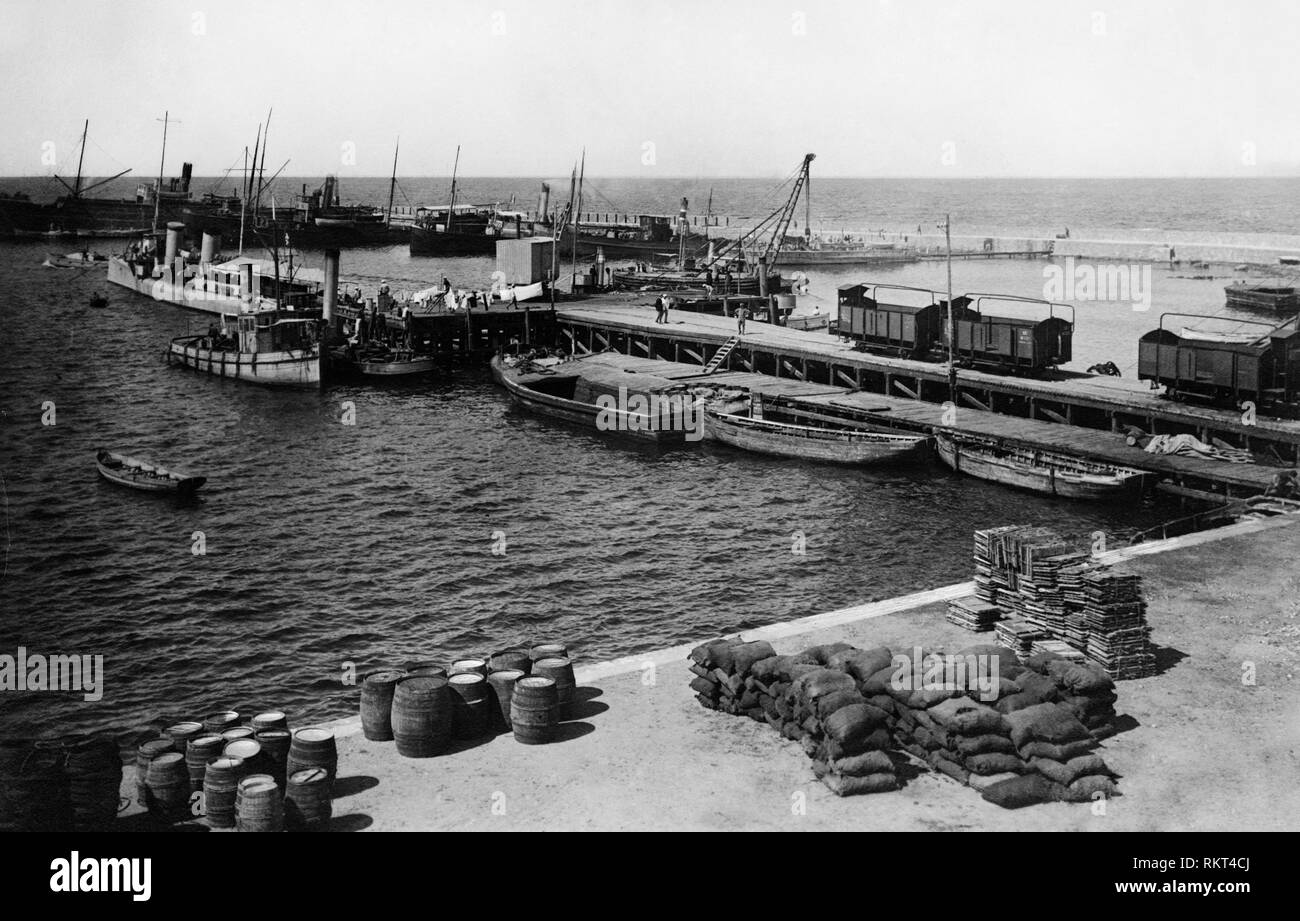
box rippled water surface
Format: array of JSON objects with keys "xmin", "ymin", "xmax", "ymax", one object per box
[{"xmin": 4, "ymin": 176, "xmax": 1289, "ymax": 741}]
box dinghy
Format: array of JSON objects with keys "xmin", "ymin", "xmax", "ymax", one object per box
[{"xmin": 95, "ymin": 449, "xmax": 206, "ymax": 494}]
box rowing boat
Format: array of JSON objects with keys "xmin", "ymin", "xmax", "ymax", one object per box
[
  {"xmin": 704, "ymin": 406, "xmax": 929, "ymax": 464},
  {"xmin": 935, "ymin": 432, "xmax": 1146, "ymax": 500},
  {"xmin": 491, "ymin": 354, "xmax": 703, "ymax": 444},
  {"xmin": 95, "ymin": 449, "xmax": 206, "ymax": 494}
]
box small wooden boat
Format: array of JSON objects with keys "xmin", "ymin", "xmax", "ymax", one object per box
[
  {"xmin": 935, "ymin": 432, "xmax": 1147, "ymax": 501},
  {"xmin": 168, "ymin": 311, "xmax": 323, "ymax": 388},
  {"xmin": 96, "ymin": 449, "xmax": 206, "ymax": 494},
  {"xmin": 332, "ymin": 346, "xmax": 436, "ymax": 377},
  {"xmin": 704, "ymin": 405, "xmax": 928, "ymax": 464},
  {"xmin": 1224, "ymin": 284, "xmax": 1298, "ymax": 312},
  {"xmin": 491, "ymin": 354, "xmax": 701, "ymax": 444}
]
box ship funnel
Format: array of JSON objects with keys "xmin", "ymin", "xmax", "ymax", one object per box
[
  {"xmin": 164, "ymin": 221, "xmax": 185, "ymax": 266},
  {"xmin": 180, "ymin": 162, "xmax": 193, "ymax": 193},
  {"xmin": 200, "ymin": 232, "xmax": 220, "ymax": 265},
  {"xmin": 322, "ymin": 249, "xmax": 340, "ymax": 321},
  {"xmin": 240, "ymin": 262, "xmax": 255, "ymax": 311}
]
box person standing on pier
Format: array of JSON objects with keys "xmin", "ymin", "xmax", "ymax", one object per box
[{"xmin": 737, "ymin": 304, "xmax": 748, "ymax": 335}]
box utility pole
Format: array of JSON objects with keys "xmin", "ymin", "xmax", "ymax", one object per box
[{"xmin": 943, "ymin": 213, "xmax": 957, "ymax": 404}]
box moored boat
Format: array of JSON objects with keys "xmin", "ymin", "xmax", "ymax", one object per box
[
  {"xmin": 1224, "ymin": 283, "xmax": 1298, "ymax": 312},
  {"xmin": 935, "ymin": 432, "xmax": 1147, "ymax": 500},
  {"xmin": 491, "ymin": 354, "xmax": 703, "ymax": 444},
  {"xmin": 96, "ymin": 449, "xmax": 206, "ymax": 494},
  {"xmin": 168, "ymin": 311, "xmax": 323, "ymax": 388},
  {"xmin": 704, "ymin": 403, "xmax": 929, "ymax": 464},
  {"xmin": 331, "ymin": 346, "xmax": 436, "ymax": 377}
]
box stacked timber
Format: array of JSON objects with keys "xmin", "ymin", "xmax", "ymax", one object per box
[
  {"xmin": 945, "ymin": 595, "xmax": 1003, "ymax": 632},
  {"xmin": 1079, "ymin": 572, "xmax": 1157, "ymax": 679}
]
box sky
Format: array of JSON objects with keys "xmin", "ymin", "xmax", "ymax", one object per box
[{"xmin": 1, "ymin": 0, "xmax": 1297, "ymax": 178}]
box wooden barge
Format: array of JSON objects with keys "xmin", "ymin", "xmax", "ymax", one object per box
[{"xmin": 548, "ymin": 300, "xmax": 1300, "ymax": 498}]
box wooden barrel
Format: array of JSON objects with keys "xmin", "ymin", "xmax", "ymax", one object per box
[
  {"xmin": 449, "ymin": 658, "xmax": 488, "ymax": 678},
  {"xmin": 531, "ymin": 657, "xmax": 577, "ymax": 718},
  {"xmin": 235, "ymin": 774, "xmax": 283, "ymax": 832},
  {"xmin": 221, "ymin": 727, "xmax": 256, "ymax": 744},
  {"xmin": 407, "ymin": 665, "xmax": 448, "ymax": 679},
  {"xmin": 203, "ymin": 710, "xmax": 241, "ymax": 734},
  {"xmin": 360, "ymin": 670, "xmax": 405, "ymax": 741},
  {"xmin": 286, "ymin": 728, "xmax": 338, "ymax": 782},
  {"xmin": 390, "ymin": 676, "xmax": 453, "ymax": 758},
  {"xmin": 0, "ymin": 741, "xmax": 72, "ymax": 832},
  {"xmin": 529, "ymin": 643, "xmax": 568, "ymax": 662},
  {"xmin": 223, "ymin": 739, "xmax": 271, "ymax": 779},
  {"xmin": 255, "ymin": 729, "xmax": 291, "ymax": 786},
  {"xmin": 64, "ymin": 737, "xmax": 123, "ymax": 832},
  {"xmin": 184, "ymin": 734, "xmax": 225, "ymax": 792},
  {"xmin": 134, "ymin": 737, "xmax": 175, "ymax": 801},
  {"xmin": 202, "ymin": 757, "xmax": 244, "ymax": 828},
  {"xmin": 251, "ymin": 711, "xmax": 288, "ymax": 732},
  {"xmin": 486, "ymin": 669, "xmax": 524, "ymax": 730},
  {"xmin": 163, "ymin": 721, "xmax": 204, "ymax": 752},
  {"xmin": 284, "ymin": 767, "xmax": 332, "ymax": 832},
  {"xmin": 448, "ymin": 673, "xmax": 491, "ymax": 739},
  {"xmin": 510, "ymin": 677, "xmax": 559, "ymax": 745},
  {"xmin": 488, "ymin": 649, "xmax": 531, "ymax": 675},
  {"xmin": 144, "ymin": 752, "xmax": 191, "ymax": 823}
]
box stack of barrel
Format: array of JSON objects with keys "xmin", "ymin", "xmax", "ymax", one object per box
[
  {"xmin": 0, "ymin": 736, "xmax": 124, "ymax": 832},
  {"xmin": 133, "ymin": 707, "xmax": 337, "ymax": 832},
  {"xmin": 360, "ymin": 643, "xmax": 578, "ymax": 753}
]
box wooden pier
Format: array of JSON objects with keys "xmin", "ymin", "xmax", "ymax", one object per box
[{"xmin": 551, "ymin": 298, "xmax": 1300, "ymax": 498}]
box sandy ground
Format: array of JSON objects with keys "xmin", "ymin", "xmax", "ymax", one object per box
[
  {"xmin": 119, "ymin": 518, "xmax": 1300, "ymax": 831},
  {"xmin": 309, "ymin": 520, "xmax": 1300, "ymax": 831}
]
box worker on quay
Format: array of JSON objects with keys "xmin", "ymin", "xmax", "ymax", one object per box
[
  {"xmin": 1264, "ymin": 470, "xmax": 1298, "ymax": 499},
  {"xmin": 737, "ymin": 304, "xmax": 748, "ymax": 335},
  {"xmin": 654, "ymin": 295, "xmax": 665, "ymax": 324}
]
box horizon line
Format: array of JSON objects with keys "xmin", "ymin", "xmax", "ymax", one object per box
[{"xmin": 2, "ymin": 173, "xmax": 1297, "ymax": 182}]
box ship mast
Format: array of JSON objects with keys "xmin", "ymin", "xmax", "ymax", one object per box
[
  {"xmin": 152, "ymin": 111, "xmax": 169, "ymax": 233},
  {"xmin": 73, "ymin": 120, "xmax": 88, "ymax": 199},
  {"xmin": 239, "ymin": 146, "xmax": 248, "ymax": 253},
  {"xmin": 447, "ymin": 144, "xmax": 461, "ymax": 233},
  {"xmin": 386, "ymin": 137, "xmax": 400, "ymax": 228},
  {"xmin": 570, "ymin": 148, "xmax": 585, "ymax": 289}
]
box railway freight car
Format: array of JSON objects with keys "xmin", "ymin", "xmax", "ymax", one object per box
[
  {"xmin": 836, "ymin": 284, "xmax": 975, "ymax": 357},
  {"xmin": 1138, "ymin": 314, "xmax": 1300, "ymax": 418},
  {"xmin": 950, "ymin": 294, "xmax": 1074, "ymax": 375}
]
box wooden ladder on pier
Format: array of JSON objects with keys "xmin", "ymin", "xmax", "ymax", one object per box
[{"xmin": 702, "ymin": 336, "xmax": 740, "ymax": 375}]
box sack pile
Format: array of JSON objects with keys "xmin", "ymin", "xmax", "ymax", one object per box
[
  {"xmin": 688, "ymin": 639, "xmax": 1123, "ymax": 808},
  {"xmin": 688, "ymin": 638, "xmax": 778, "ymax": 719},
  {"xmin": 1000, "ymin": 700, "xmax": 1118, "ymax": 804}
]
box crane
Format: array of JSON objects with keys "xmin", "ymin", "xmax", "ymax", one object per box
[{"xmin": 708, "ymin": 153, "xmax": 815, "ymax": 271}]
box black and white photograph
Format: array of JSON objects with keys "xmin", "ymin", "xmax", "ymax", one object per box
[{"xmin": 0, "ymin": 0, "xmax": 1292, "ymax": 890}]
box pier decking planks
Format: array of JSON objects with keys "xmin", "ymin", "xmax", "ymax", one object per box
[
  {"xmin": 573, "ymin": 348, "xmax": 1280, "ymax": 496},
  {"xmin": 795, "ymin": 392, "xmax": 1279, "ymax": 493},
  {"xmin": 556, "ymin": 299, "xmax": 1300, "ymax": 447}
]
